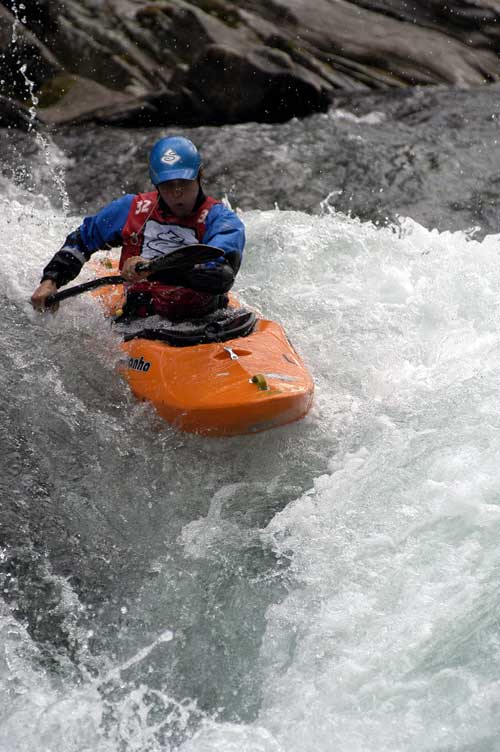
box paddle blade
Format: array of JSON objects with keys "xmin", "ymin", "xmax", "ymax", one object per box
[{"xmin": 136, "ymin": 244, "xmax": 223, "ymax": 275}]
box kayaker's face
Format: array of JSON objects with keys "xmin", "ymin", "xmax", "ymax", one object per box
[{"xmin": 158, "ymin": 178, "xmax": 199, "ymax": 217}]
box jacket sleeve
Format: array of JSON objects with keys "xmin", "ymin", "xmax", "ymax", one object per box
[
  {"xmin": 176, "ymin": 203, "xmax": 245, "ymax": 294},
  {"xmin": 202, "ymin": 203, "xmax": 245, "ymax": 274},
  {"xmin": 41, "ymin": 195, "xmax": 135, "ymax": 288}
]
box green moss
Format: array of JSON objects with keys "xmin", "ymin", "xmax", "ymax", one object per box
[
  {"xmin": 190, "ymin": 0, "xmax": 240, "ymax": 28},
  {"xmin": 277, "ymin": 38, "xmax": 300, "ymax": 54},
  {"xmin": 37, "ymin": 75, "xmax": 79, "ymax": 108},
  {"xmin": 137, "ymin": 4, "xmax": 169, "ymax": 19},
  {"xmin": 137, "ymin": 1, "xmax": 240, "ymax": 28}
]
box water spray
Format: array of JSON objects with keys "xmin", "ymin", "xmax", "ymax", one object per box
[{"xmin": 9, "ymin": 1, "xmax": 70, "ymax": 213}]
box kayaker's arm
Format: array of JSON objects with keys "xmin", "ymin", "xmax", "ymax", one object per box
[
  {"xmin": 202, "ymin": 203, "xmax": 245, "ymax": 275},
  {"xmin": 148, "ymin": 250, "xmax": 235, "ymax": 293},
  {"xmin": 32, "ymin": 195, "xmax": 135, "ymax": 311},
  {"xmin": 41, "ymin": 228, "xmax": 92, "ymax": 288},
  {"xmin": 171, "ymin": 203, "xmax": 245, "ymax": 294},
  {"xmin": 30, "ymin": 278, "xmax": 59, "ymax": 313},
  {"xmin": 40, "ymin": 196, "xmax": 135, "ymax": 289},
  {"xmin": 181, "ymin": 257, "xmax": 236, "ymax": 294},
  {"xmin": 147, "ymin": 204, "xmax": 245, "ymax": 294},
  {"xmin": 121, "ymin": 256, "xmax": 152, "ymax": 283}
]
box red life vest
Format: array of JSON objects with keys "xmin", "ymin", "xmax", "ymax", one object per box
[
  {"xmin": 119, "ymin": 191, "xmax": 220, "ymax": 269},
  {"xmin": 119, "ymin": 191, "xmax": 222, "ymax": 318}
]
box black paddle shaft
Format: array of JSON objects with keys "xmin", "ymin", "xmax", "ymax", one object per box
[{"xmin": 45, "ymin": 244, "xmax": 223, "ymax": 306}]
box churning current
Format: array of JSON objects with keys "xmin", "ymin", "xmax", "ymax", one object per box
[{"xmin": 2, "ymin": 179, "xmax": 500, "ymax": 752}]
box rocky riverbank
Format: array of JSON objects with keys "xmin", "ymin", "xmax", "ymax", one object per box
[
  {"xmin": 2, "ymin": 1, "xmax": 500, "ymax": 236},
  {"xmin": 2, "ymin": 82, "xmax": 499, "ymax": 236},
  {"xmin": 1, "ymin": 0, "xmax": 500, "ymax": 128}
]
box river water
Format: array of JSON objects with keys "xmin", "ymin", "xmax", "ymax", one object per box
[{"xmin": 2, "ymin": 170, "xmax": 500, "ymax": 751}]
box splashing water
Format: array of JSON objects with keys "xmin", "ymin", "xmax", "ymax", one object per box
[
  {"xmin": 19, "ymin": 62, "xmax": 38, "ymax": 124},
  {"xmin": 8, "ymin": 4, "xmax": 70, "ymax": 212},
  {"xmin": 2, "ymin": 179, "xmax": 500, "ymax": 751}
]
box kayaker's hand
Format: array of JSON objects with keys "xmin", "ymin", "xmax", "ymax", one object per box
[
  {"xmin": 122, "ymin": 256, "xmax": 151, "ymax": 283},
  {"xmin": 30, "ymin": 279, "xmax": 59, "ymax": 312}
]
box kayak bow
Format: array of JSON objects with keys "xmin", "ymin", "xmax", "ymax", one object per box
[{"xmin": 92, "ymin": 257, "xmax": 315, "ymax": 436}]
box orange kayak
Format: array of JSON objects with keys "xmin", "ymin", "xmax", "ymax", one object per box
[{"xmin": 91, "ymin": 260, "xmax": 314, "ymax": 436}]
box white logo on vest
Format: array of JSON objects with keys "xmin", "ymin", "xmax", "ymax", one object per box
[
  {"xmin": 160, "ymin": 149, "xmax": 181, "ymax": 165},
  {"xmin": 142, "ymin": 220, "xmax": 198, "ymax": 259}
]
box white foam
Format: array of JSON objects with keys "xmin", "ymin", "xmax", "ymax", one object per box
[{"xmin": 4, "ymin": 189, "xmax": 500, "ymax": 750}]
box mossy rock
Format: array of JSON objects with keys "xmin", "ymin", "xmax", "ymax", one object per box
[
  {"xmin": 190, "ymin": 0, "xmax": 240, "ymax": 28},
  {"xmin": 37, "ymin": 75, "xmax": 79, "ymax": 108},
  {"xmin": 137, "ymin": 0, "xmax": 240, "ymax": 28},
  {"xmin": 136, "ymin": 3, "xmax": 172, "ymax": 23}
]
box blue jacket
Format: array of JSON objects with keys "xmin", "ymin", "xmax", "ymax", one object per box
[{"xmin": 42, "ymin": 191, "xmax": 245, "ymax": 289}]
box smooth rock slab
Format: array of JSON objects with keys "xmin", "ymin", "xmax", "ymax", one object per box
[{"xmin": 1, "ymin": 0, "xmax": 500, "ymax": 126}]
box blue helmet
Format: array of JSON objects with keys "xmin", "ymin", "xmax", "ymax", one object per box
[{"xmin": 149, "ymin": 136, "xmax": 201, "ymax": 185}]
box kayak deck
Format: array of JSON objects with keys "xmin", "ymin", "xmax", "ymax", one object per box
[
  {"xmin": 120, "ymin": 317, "xmax": 314, "ymax": 435},
  {"xmin": 91, "ymin": 259, "xmax": 314, "ymax": 436}
]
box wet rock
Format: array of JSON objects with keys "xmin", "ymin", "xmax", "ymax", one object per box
[
  {"xmin": 0, "ymin": 3, "xmax": 62, "ymax": 100},
  {"xmin": 7, "ymin": 82, "xmax": 491, "ymax": 237},
  {"xmin": 0, "ymin": 93, "xmax": 32, "ymax": 129},
  {"xmin": 36, "ymin": 74, "xmax": 159, "ymax": 126},
  {"xmin": 354, "ymin": 0, "xmax": 500, "ymax": 42},
  {"xmin": 0, "ymin": 0, "xmax": 60, "ymax": 38},
  {"xmin": 2, "ymin": 0, "xmax": 500, "ymax": 127},
  {"xmin": 170, "ymin": 43, "xmax": 331, "ymax": 124},
  {"xmin": 241, "ymin": 0, "xmax": 500, "ymax": 86}
]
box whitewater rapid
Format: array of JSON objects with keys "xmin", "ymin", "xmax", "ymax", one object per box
[{"xmin": 2, "ymin": 181, "xmax": 500, "ymax": 752}]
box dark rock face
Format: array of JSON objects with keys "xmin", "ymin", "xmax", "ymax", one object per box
[
  {"xmin": 171, "ymin": 43, "xmax": 332, "ymax": 124},
  {"xmin": 0, "ymin": 4, "xmax": 62, "ymax": 100},
  {"xmin": 1, "ymin": 0, "xmax": 500, "ymax": 127},
  {"xmin": 0, "ymin": 93, "xmax": 32, "ymax": 128}
]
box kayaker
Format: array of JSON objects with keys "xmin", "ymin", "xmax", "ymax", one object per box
[{"xmin": 31, "ymin": 136, "xmax": 245, "ymax": 320}]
